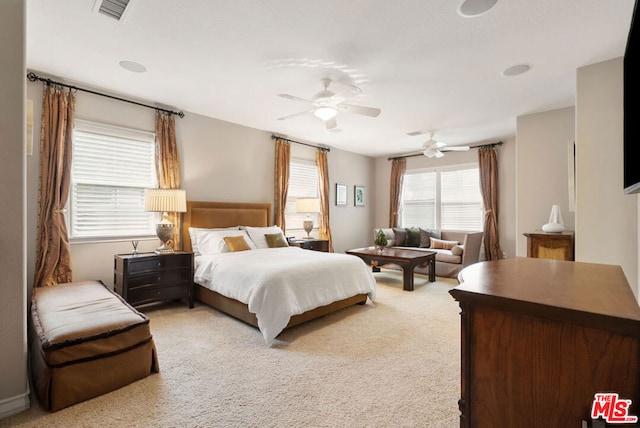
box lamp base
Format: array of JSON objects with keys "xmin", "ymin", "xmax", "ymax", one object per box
[
  {"xmin": 303, "ymin": 219, "xmax": 313, "ymax": 240},
  {"xmin": 155, "ymin": 243, "xmax": 174, "ymax": 254},
  {"xmin": 155, "ymin": 222, "xmax": 174, "ymax": 254}
]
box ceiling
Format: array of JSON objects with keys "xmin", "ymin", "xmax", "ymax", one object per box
[{"xmin": 26, "ymin": 0, "xmax": 635, "ymax": 157}]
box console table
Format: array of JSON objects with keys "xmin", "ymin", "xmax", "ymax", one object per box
[{"xmin": 450, "ymin": 257, "xmax": 640, "ymax": 427}]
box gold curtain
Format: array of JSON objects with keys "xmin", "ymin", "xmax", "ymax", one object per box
[
  {"xmin": 155, "ymin": 112, "xmax": 183, "ymax": 249},
  {"xmin": 316, "ymin": 150, "xmax": 334, "ymax": 252},
  {"xmin": 389, "ymin": 158, "xmax": 406, "ymax": 227},
  {"xmin": 273, "ymin": 138, "xmax": 290, "ymax": 232},
  {"xmin": 34, "ymin": 85, "xmax": 76, "ymax": 287},
  {"xmin": 478, "ymin": 146, "xmax": 503, "ymax": 260}
]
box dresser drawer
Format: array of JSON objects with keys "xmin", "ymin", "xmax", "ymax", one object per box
[
  {"xmin": 127, "ymin": 254, "xmax": 192, "ymax": 274},
  {"xmin": 128, "ymin": 283, "xmax": 190, "ymax": 306},
  {"xmin": 127, "ymin": 269, "xmax": 192, "ymax": 289}
]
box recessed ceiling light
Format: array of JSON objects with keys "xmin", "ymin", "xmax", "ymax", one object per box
[
  {"xmin": 502, "ymin": 63, "xmax": 532, "ymax": 77},
  {"xmin": 458, "ymin": 0, "xmax": 498, "ymax": 17},
  {"xmin": 119, "ymin": 60, "xmax": 147, "ymax": 73}
]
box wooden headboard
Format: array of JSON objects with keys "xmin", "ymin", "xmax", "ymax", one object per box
[{"xmin": 182, "ymin": 201, "xmax": 273, "ymax": 252}]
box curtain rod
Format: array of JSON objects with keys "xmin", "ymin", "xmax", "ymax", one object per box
[
  {"xmin": 27, "ymin": 72, "xmax": 185, "ymax": 118},
  {"xmin": 388, "ymin": 141, "xmax": 503, "ymax": 161},
  {"xmin": 271, "ymin": 135, "xmax": 330, "ymax": 152}
]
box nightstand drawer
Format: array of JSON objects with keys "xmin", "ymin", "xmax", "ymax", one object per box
[
  {"xmin": 127, "ymin": 270, "xmax": 191, "ymax": 289},
  {"xmin": 127, "ymin": 254, "xmax": 192, "ymax": 274},
  {"xmin": 128, "ymin": 283, "xmax": 190, "ymax": 306}
]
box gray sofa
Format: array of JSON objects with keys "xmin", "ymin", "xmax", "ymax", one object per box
[{"xmin": 373, "ymin": 228, "xmax": 484, "ymax": 278}]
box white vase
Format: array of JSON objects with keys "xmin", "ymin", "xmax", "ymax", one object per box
[{"xmin": 542, "ymin": 204, "xmax": 565, "ymax": 233}]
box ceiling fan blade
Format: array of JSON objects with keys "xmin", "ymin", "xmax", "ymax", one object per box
[
  {"xmin": 336, "ymin": 103, "xmax": 381, "ymax": 117},
  {"xmin": 278, "ymin": 94, "xmax": 314, "ymax": 104},
  {"xmin": 441, "ymin": 146, "xmax": 471, "ymax": 152},
  {"xmin": 278, "ymin": 110, "xmax": 313, "ymax": 121},
  {"xmin": 325, "ymin": 117, "xmax": 338, "ymax": 130}
]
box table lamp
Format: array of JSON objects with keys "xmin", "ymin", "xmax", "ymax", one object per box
[
  {"xmin": 296, "ymin": 198, "xmax": 320, "ymax": 239},
  {"xmin": 144, "ymin": 188, "xmax": 187, "ymax": 253}
]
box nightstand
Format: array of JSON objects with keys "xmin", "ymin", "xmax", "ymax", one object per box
[
  {"xmin": 114, "ymin": 251, "xmax": 194, "ymax": 308},
  {"xmin": 289, "ymin": 239, "xmax": 329, "ymax": 252}
]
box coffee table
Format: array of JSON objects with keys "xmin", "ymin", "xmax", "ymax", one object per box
[{"xmin": 346, "ymin": 247, "xmax": 436, "ymax": 291}]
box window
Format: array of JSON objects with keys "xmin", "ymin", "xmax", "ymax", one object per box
[
  {"xmin": 400, "ymin": 164, "xmax": 483, "ymax": 231},
  {"xmin": 69, "ymin": 119, "xmax": 157, "ymax": 240},
  {"xmin": 285, "ymin": 159, "xmax": 319, "ymax": 235}
]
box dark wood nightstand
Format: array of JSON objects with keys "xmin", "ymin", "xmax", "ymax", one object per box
[
  {"xmin": 289, "ymin": 239, "xmax": 329, "ymax": 252},
  {"xmin": 114, "ymin": 251, "xmax": 194, "ymax": 308}
]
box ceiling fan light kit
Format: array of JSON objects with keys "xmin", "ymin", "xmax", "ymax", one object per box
[
  {"xmin": 313, "ymin": 106, "xmax": 337, "ymax": 121},
  {"xmin": 278, "ymin": 78, "xmax": 381, "ymax": 130}
]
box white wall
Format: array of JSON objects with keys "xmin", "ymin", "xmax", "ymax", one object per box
[
  {"xmin": 373, "ymin": 138, "xmax": 517, "ymax": 260},
  {"xmin": 0, "ymin": 0, "xmax": 30, "ymax": 418},
  {"xmin": 575, "ymin": 57, "xmax": 638, "ymax": 297},
  {"xmin": 25, "ymin": 81, "xmax": 376, "ymax": 291},
  {"xmin": 515, "ymin": 107, "xmax": 576, "ymax": 257}
]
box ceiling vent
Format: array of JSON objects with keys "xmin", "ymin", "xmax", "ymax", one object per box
[{"xmin": 96, "ymin": 0, "xmax": 132, "ymax": 21}]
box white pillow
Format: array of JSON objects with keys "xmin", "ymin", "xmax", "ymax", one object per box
[
  {"xmin": 189, "ymin": 227, "xmax": 239, "ymax": 254},
  {"xmin": 193, "ymin": 229, "xmax": 256, "ymax": 255},
  {"xmin": 243, "ymin": 225, "xmax": 286, "ymax": 249}
]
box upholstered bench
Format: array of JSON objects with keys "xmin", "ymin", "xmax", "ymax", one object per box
[{"xmin": 30, "ymin": 280, "xmax": 159, "ymax": 412}]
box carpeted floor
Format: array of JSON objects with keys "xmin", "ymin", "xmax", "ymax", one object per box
[{"xmin": 2, "ymin": 270, "xmax": 462, "ymax": 428}]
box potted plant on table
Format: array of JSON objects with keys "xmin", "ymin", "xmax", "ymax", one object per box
[{"xmin": 374, "ymin": 230, "xmax": 388, "ymax": 253}]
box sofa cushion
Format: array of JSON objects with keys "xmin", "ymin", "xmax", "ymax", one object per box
[
  {"xmin": 405, "ymin": 228, "xmax": 421, "ymax": 247},
  {"xmin": 433, "ymin": 249, "xmax": 463, "ymax": 264},
  {"xmin": 451, "ymin": 244, "xmax": 464, "ymax": 256},
  {"xmin": 393, "ymin": 228, "xmax": 406, "ymax": 246},
  {"xmin": 430, "ymin": 237, "xmax": 459, "ymax": 250}
]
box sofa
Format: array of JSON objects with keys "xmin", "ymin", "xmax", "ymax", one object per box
[{"xmin": 373, "ymin": 227, "xmax": 484, "ymax": 278}]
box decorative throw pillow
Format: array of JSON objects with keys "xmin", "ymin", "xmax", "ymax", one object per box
[
  {"xmin": 223, "ymin": 235, "xmax": 252, "ymax": 252},
  {"xmin": 265, "ymin": 233, "xmax": 288, "ymax": 248},
  {"xmin": 243, "ymin": 225, "xmax": 286, "ymax": 249},
  {"xmin": 393, "ymin": 227, "xmax": 407, "ymax": 246},
  {"xmin": 430, "ymin": 237, "xmax": 459, "ymax": 250},
  {"xmin": 451, "ymin": 244, "xmax": 464, "ymax": 256},
  {"xmin": 405, "ymin": 227, "xmax": 421, "ymax": 247},
  {"xmin": 419, "ymin": 228, "xmax": 431, "ymax": 248}
]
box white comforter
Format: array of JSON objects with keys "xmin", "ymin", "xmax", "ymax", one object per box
[{"xmin": 194, "ymin": 247, "xmax": 376, "ymax": 344}]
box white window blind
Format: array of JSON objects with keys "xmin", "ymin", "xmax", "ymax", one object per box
[
  {"xmin": 285, "ymin": 159, "xmax": 319, "ymax": 234},
  {"xmin": 70, "ymin": 119, "xmax": 157, "ymax": 239},
  {"xmin": 400, "ymin": 165, "xmax": 484, "ymax": 231},
  {"xmin": 401, "ymin": 171, "xmax": 436, "ymax": 229},
  {"xmin": 441, "ymin": 167, "xmax": 484, "ymax": 231}
]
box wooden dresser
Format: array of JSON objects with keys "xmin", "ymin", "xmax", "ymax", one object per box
[
  {"xmin": 114, "ymin": 251, "xmax": 194, "ymax": 308},
  {"xmin": 451, "ymin": 258, "xmax": 640, "ymax": 427},
  {"xmin": 523, "ymin": 230, "xmax": 574, "ymax": 261}
]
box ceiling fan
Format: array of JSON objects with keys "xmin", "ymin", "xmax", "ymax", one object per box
[
  {"xmin": 277, "ymin": 78, "xmax": 381, "ymax": 130},
  {"xmin": 421, "ymin": 132, "xmax": 471, "ymax": 158}
]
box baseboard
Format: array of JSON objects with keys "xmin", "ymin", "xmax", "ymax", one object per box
[{"xmin": 0, "ymin": 388, "xmax": 30, "ymax": 420}]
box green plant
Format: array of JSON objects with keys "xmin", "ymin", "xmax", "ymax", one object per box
[{"xmin": 374, "ymin": 230, "xmax": 388, "ymax": 247}]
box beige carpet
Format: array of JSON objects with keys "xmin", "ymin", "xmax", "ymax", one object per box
[{"xmin": 2, "ymin": 271, "xmax": 462, "ymax": 428}]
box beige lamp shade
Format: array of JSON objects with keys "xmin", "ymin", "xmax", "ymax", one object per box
[
  {"xmin": 144, "ymin": 189, "xmax": 187, "ymax": 213},
  {"xmin": 295, "ymin": 198, "xmax": 320, "ymax": 213}
]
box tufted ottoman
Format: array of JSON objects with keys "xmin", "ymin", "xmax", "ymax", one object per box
[{"xmin": 30, "ymin": 280, "xmax": 159, "ymax": 411}]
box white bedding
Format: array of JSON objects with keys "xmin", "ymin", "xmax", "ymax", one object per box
[{"xmin": 194, "ymin": 246, "xmax": 376, "ymax": 344}]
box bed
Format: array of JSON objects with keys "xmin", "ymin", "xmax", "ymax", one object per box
[{"xmin": 182, "ymin": 201, "xmax": 376, "ymax": 344}]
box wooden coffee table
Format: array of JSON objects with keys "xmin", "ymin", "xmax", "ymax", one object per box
[{"xmin": 346, "ymin": 247, "xmax": 436, "ymax": 291}]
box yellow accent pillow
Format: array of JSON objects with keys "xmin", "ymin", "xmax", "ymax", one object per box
[
  {"xmin": 223, "ymin": 235, "xmax": 252, "ymax": 252},
  {"xmin": 430, "ymin": 237, "xmax": 459, "ymax": 250},
  {"xmin": 265, "ymin": 233, "xmax": 288, "ymax": 248}
]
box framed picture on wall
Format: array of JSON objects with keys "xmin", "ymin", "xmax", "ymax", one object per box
[
  {"xmin": 336, "ymin": 183, "xmax": 347, "ymax": 206},
  {"xmin": 354, "ymin": 185, "xmax": 365, "ymax": 207}
]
